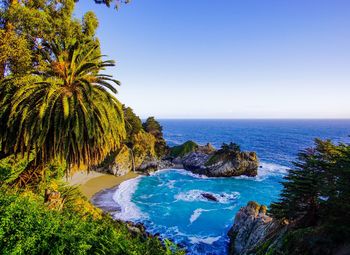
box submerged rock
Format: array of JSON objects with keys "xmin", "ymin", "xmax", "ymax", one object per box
[{"xmin": 201, "ymin": 193, "xmax": 218, "ymax": 202}]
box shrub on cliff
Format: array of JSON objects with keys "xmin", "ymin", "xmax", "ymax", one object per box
[{"xmin": 169, "ymin": 140, "xmax": 199, "ymax": 158}]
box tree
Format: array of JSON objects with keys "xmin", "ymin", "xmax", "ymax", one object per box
[
  {"xmin": 143, "ymin": 117, "xmax": 168, "ymax": 158},
  {"xmin": 143, "ymin": 117, "xmax": 162, "ymax": 138},
  {"xmin": 270, "ymin": 139, "xmax": 350, "ymax": 241},
  {"xmin": 220, "ymin": 142, "xmax": 241, "ymax": 154},
  {"xmin": 123, "ymin": 105, "xmax": 143, "ymax": 145},
  {"xmin": 0, "ymin": 0, "xmax": 99, "ymax": 79},
  {"xmin": 0, "ymin": 39, "xmax": 125, "ymax": 184}
]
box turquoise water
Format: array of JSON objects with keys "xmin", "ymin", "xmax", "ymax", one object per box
[{"xmin": 111, "ymin": 120, "xmax": 350, "ymax": 255}]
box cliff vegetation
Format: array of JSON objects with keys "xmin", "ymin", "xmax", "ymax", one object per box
[
  {"xmin": 0, "ymin": 1, "xmax": 182, "ymax": 254},
  {"xmin": 229, "ymin": 139, "xmax": 350, "ymax": 255}
]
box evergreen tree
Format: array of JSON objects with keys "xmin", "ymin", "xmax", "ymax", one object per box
[
  {"xmin": 123, "ymin": 105, "xmax": 143, "ymax": 146},
  {"xmin": 270, "ymin": 139, "xmax": 350, "ymax": 242},
  {"xmin": 143, "ymin": 117, "xmax": 168, "ymax": 158}
]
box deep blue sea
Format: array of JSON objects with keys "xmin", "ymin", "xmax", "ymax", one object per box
[{"xmin": 111, "ymin": 120, "xmax": 350, "ymax": 255}]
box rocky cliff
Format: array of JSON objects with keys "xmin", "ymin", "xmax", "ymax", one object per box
[
  {"xmin": 227, "ymin": 201, "xmax": 284, "ymax": 255},
  {"xmin": 95, "ymin": 131, "xmax": 174, "ymax": 176},
  {"xmin": 227, "ymin": 201, "xmax": 350, "ymax": 255}
]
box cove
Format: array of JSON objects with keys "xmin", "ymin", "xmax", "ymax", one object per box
[{"xmin": 112, "ymin": 162, "xmax": 288, "ymax": 255}]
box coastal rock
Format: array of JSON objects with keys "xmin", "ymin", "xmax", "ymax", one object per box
[
  {"xmin": 95, "ymin": 144, "xmax": 133, "ymax": 176},
  {"xmin": 205, "ymin": 151, "xmax": 258, "ymax": 177},
  {"xmin": 113, "ymin": 145, "xmax": 133, "ymax": 175},
  {"xmin": 173, "ymin": 141, "xmax": 259, "ymax": 177},
  {"xmin": 138, "ymin": 158, "xmax": 175, "ymax": 174},
  {"xmin": 182, "ymin": 152, "xmax": 210, "ymax": 173},
  {"xmin": 227, "ymin": 201, "xmax": 280, "ymax": 255}
]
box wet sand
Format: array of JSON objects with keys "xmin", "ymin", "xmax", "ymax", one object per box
[{"xmin": 67, "ymin": 171, "xmax": 139, "ymax": 199}]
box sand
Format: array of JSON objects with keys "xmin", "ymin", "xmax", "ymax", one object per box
[{"xmin": 67, "ymin": 171, "xmax": 139, "ymax": 199}]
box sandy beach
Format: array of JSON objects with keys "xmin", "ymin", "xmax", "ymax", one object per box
[{"xmin": 67, "ymin": 171, "xmax": 139, "ymax": 199}]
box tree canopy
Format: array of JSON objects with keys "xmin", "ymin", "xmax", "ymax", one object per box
[
  {"xmin": 270, "ymin": 139, "xmax": 350, "ymax": 242},
  {"xmin": 143, "ymin": 117, "xmax": 168, "ymax": 158},
  {"xmin": 0, "ymin": 0, "xmax": 125, "ymax": 183}
]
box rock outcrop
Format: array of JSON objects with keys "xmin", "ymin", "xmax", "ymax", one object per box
[
  {"xmin": 227, "ymin": 201, "xmax": 283, "ymax": 255},
  {"xmin": 95, "ymin": 131, "xmax": 174, "ymax": 176},
  {"xmin": 97, "ymin": 140, "xmax": 258, "ymax": 178},
  {"xmin": 170, "ymin": 141, "xmax": 259, "ymax": 177}
]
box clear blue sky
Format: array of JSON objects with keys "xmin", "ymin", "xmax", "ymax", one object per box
[{"xmin": 75, "ymin": 0, "xmax": 350, "ymax": 119}]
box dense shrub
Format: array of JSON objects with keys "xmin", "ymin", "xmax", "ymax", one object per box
[{"xmin": 0, "ymin": 189, "xmax": 184, "ymax": 255}]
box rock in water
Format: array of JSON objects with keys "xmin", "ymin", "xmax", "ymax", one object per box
[
  {"xmin": 201, "ymin": 193, "xmax": 218, "ymax": 202},
  {"xmin": 176, "ymin": 142, "xmax": 259, "ymax": 177},
  {"xmin": 182, "ymin": 152, "xmax": 211, "ymax": 173},
  {"xmin": 205, "ymin": 151, "xmax": 259, "ymax": 177}
]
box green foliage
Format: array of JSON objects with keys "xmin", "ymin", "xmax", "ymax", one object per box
[
  {"xmin": 205, "ymin": 142, "xmax": 241, "ymax": 166},
  {"xmin": 169, "ymin": 140, "xmax": 198, "ymax": 158},
  {"xmin": 0, "ymin": 155, "xmax": 30, "ymax": 185},
  {"xmin": 0, "ymin": 155, "xmax": 66, "ymax": 187},
  {"xmin": 270, "ymin": 139, "xmax": 350, "ymax": 243},
  {"xmin": 0, "ymin": 1, "xmax": 183, "ymax": 254},
  {"xmin": 0, "ymin": 188, "xmax": 184, "ymax": 255},
  {"xmin": 143, "ymin": 117, "xmax": 168, "ymax": 158},
  {"xmin": 82, "ymin": 11, "xmax": 99, "ymax": 37},
  {"xmin": 0, "ymin": 39, "xmax": 125, "ymax": 171},
  {"xmin": 254, "ymin": 227, "xmax": 336, "ymax": 255},
  {"xmin": 0, "ymin": 0, "xmax": 96, "ymax": 78},
  {"xmin": 221, "ymin": 142, "xmax": 241, "ymax": 153},
  {"xmin": 123, "ymin": 105, "xmax": 143, "ymax": 146},
  {"xmin": 132, "ymin": 131, "xmax": 157, "ymax": 166},
  {"xmin": 143, "ymin": 117, "xmax": 162, "ymax": 138}
]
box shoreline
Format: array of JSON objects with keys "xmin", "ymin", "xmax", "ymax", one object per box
[{"xmin": 67, "ymin": 170, "xmax": 139, "ymax": 199}]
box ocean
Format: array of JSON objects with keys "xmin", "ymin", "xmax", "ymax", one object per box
[{"xmin": 111, "ymin": 120, "xmax": 350, "ymax": 255}]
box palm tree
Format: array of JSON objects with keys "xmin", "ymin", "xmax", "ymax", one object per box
[{"xmin": 0, "ymin": 39, "xmax": 125, "ymax": 183}]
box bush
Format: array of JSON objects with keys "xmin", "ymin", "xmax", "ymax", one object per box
[{"xmin": 0, "ymin": 188, "xmax": 184, "ymax": 255}]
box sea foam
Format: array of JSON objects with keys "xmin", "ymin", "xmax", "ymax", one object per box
[
  {"xmin": 175, "ymin": 189, "xmax": 240, "ymax": 203},
  {"xmin": 190, "ymin": 208, "xmax": 207, "ymax": 224},
  {"xmin": 188, "ymin": 235, "xmax": 221, "ymax": 245},
  {"xmin": 112, "ymin": 177, "xmax": 145, "ymax": 221},
  {"xmin": 234, "ymin": 162, "xmax": 289, "ymax": 181}
]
